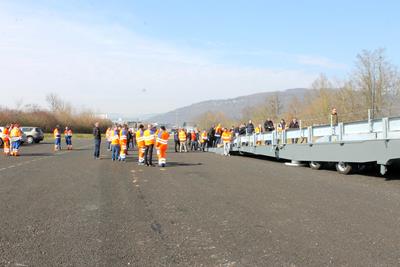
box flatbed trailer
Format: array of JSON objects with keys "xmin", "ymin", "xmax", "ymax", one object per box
[{"xmin": 209, "ymin": 116, "xmax": 400, "ymax": 175}]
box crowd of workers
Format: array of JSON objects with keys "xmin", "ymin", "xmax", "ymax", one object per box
[
  {"xmin": 1, "ymin": 123, "xmax": 23, "ymax": 156},
  {"xmin": 2, "ymin": 116, "xmax": 302, "ymax": 163},
  {"xmin": 103, "ymin": 123, "xmax": 170, "ymax": 167}
]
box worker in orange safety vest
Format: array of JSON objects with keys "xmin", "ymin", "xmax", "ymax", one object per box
[
  {"xmin": 54, "ymin": 125, "xmax": 61, "ymax": 151},
  {"xmin": 111, "ymin": 126, "xmax": 120, "ymax": 161},
  {"xmin": 143, "ymin": 124, "xmax": 156, "ymax": 166},
  {"xmin": 10, "ymin": 123, "xmax": 22, "ymax": 156},
  {"xmin": 200, "ymin": 130, "xmax": 208, "ymax": 152},
  {"xmin": 2, "ymin": 124, "xmax": 11, "ymax": 156},
  {"xmin": 156, "ymin": 126, "xmax": 170, "ymax": 167},
  {"xmin": 221, "ymin": 128, "xmax": 232, "ymax": 156},
  {"xmin": 178, "ymin": 128, "xmax": 187, "ymax": 152},
  {"xmin": 136, "ymin": 124, "xmax": 145, "ymax": 165},
  {"xmin": 119, "ymin": 125, "xmax": 128, "ymax": 161},
  {"xmin": 64, "ymin": 126, "xmax": 73, "ymax": 150}
]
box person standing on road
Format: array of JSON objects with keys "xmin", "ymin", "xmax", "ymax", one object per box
[
  {"xmin": 222, "ymin": 128, "xmax": 232, "ymax": 156},
  {"xmin": 110, "ymin": 126, "xmax": 120, "ymax": 161},
  {"xmin": 173, "ymin": 129, "xmax": 180, "ymax": 152},
  {"xmin": 2, "ymin": 124, "xmax": 11, "ymax": 156},
  {"xmin": 64, "ymin": 126, "xmax": 73, "ymax": 150},
  {"xmin": 156, "ymin": 126, "xmax": 169, "ymax": 167},
  {"xmin": 144, "ymin": 124, "xmax": 156, "ymax": 166},
  {"xmin": 119, "ymin": 125, "xmax": 128, "ymax": 161},
  {"xmin": 93, "ymin": 122, "xmax": 101, "ymax": 159},
  {"xmin": 10, "ymin": 123, "xmax": 22, "ymax": 156},
  {"xmin": 136, "ymin": 124, "xmax": 145, "ymax": 165},
  {"xmin": 200, "ymin": 130, "xmax": 208, "ymax": 152},
  {"xmin": 178, "ymin": 128, "xmax": 187, "ymax": 152},
  {"xmin": 54, "ymin": 125, "xmax": 62, "ymax": 151}
]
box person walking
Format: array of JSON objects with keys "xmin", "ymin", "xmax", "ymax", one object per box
[
  {"xmin": 93, "ymin": 122, "xmax": 101, "ymax": 159},
  {"xmin": 64, "ymin": 126, "xmax": 73, "ymax": 150},
  {"xmin": 214, "ymin": 124, "xmax": 222, "ymax": 147},
  {"xmin": 144, "ymin": 124, "xmax": 156, "ymax": 166}
]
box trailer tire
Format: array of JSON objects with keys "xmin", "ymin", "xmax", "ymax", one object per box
[
  {"xmin": 309, "ymin": 161, "xmax": 322, "ymax": 170},
  {"xmin": 336, "ymin": 162, "xmax": 353, "ymax": 175}
]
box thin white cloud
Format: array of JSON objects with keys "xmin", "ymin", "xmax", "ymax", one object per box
[
  {"xmin": 296, "ymin": 55, "xmax": 347, "ymax": 69},
  {"xmin": 0, "ymin": 5, "xmax": 317, "ymax": 116}
]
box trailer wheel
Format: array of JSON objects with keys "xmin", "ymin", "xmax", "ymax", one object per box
[
  {"xmin": 309, "ymin": 161, "xmax": 322, "ymax": 170},
  {"xmin": 336, "ymin": 162, "xmax": 353, "ymax": 175}
]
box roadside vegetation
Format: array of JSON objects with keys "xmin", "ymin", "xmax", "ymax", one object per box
[
  {"xmin": 196, "ymin": 48, "xmax": 400, "ymax": 128},
  {"xmin": 0, "ymin": 94, "xmax": 112, "ymax": 133}
]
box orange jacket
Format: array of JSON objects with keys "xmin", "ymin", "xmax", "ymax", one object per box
[
  {"xmin": 54, "ymin": 128, "xmax": 61, "ymax": 138},
  {"xmin": 156, "ymin": 131, "xmax": 169, "ymax": 149},
  {"xmin": 178, "ymin": 130, "xmax": 187, "ymax": 142},
  {"xmin": 136, "ymin": 129, "xmax": 145, "ymax": 147},
  {"xmin": 64, "ymin": 129, "xmax": 73, "ymax": 137},
  {"xmin": 2, "ymin": 128, "xmax": 10, "ymax": 142},
  {"xmin": 200, "ymin": 132, "xmax": 208, "ymax": 143},
  {"xmin": 144, "ymin": 129, "xmax": 156, "ymax": 146},
  {"xmin": 111, "ymin": 130, "xmax": 120, "ymax": 145},
  {"xmin": 119, "ymin": 129, "xmax": 128, "ymax": 145},
  {"xmin": 222, "ymin": 131, "xmax": 232, "ymax": 143}
]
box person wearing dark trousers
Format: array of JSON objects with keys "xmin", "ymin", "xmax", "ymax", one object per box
[
  {"xmin": 144, "ymin": 124, "xmax": 156, "ymax": 166},
  {"xmin": 174, "ymin": 130, "xmax": 180, "ymax": 152},
  {"xmin": 93, "ymin": 122, "xmax": 101, "ymax": 159}
]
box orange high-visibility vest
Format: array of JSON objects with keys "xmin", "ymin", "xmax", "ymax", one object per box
[
  {"xmin": 119, "ymin": 129, "xmax": 128, "ymax": 145},
  {"xmin": 222, "ymin": 131, "xmax": 232, "ymax": 143},
  {"xmin": 2, "ymin": 128, "xmax": 10, "ymax": 142},
  {"xmin": 54, "ymin": 128, "xmax": 61, "ymax": 138},
  {"xmin": 157, "ymin": 131, "xmax": 169, "ymax": 148},
  {"xmin": 136, "ymin": 129, "xmax": 145, "ymax": 147},
  {"xmin": 64, "ymin": 129, "xmax": 73, "ymax": 136},
  {"xmin": 200, "ymin": 132, "xmax": 208, "ymax": 143},
  {"xmin": 144, "ymin": 129, "xmax": 155, "ymax": 146},
  {"xmin": 111, "ymin": 130, "xmax": 120, "ymax": 145},
  {"xmin": 178, "ymin": 130, "xmax": 187, "ymax": 142}
]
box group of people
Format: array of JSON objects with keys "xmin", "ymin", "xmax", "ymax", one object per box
[
  {"xmin": 173, "ymin": 128, "xmax": 209, "ymax": 153},
  {"xmin": 1, "ymin": 123, "xmax": 23, "ymax": 156},
  {"xmin": 172, "ymin": 126, "xmax": 233, "ymax": 156},
  {"xmin": 53, "ymin": 125, "xmax": 74, "ymax": 151},
  {"xmin": 103, "ymin": 123, "xmax": 169, "ymax": 167}
]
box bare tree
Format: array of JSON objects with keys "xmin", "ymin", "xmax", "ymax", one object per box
[{"xmin": 353, "ymin": 48, "xmax": 400, "ymax": 118}]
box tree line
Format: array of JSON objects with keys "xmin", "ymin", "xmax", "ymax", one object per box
[
  {"xmin": 196, "ymin": 48, "xmax": 400, "ymax": 129},
  {"xmin": 0, "ymin": 94, "xmax": 111, "ymax": 133}
]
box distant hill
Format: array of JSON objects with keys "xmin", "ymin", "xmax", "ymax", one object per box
[{"xmin": 149, "ymin": 88, "xmax": 311, "ymax": 125}]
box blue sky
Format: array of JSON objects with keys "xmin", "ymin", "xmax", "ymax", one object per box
[{"xmin": 1, "ymin": 0, "xmax": 399, "ymax": 116}]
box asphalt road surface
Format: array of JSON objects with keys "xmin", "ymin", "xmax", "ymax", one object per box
[{"xmin": 1, "ymin": 139, "xmax": 400, "ymax": 266}]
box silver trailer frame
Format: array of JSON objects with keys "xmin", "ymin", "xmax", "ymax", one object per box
[{"xmin": 209, "ymin": 116, "xmax": 400, "ymax": 175}]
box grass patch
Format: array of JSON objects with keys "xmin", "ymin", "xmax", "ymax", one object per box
[{"xmin": 44, "ymin": 133, "xmax": 105, "ymax": 139}]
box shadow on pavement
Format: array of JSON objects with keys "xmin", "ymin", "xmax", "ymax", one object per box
[
  {"xmin": 167, "ymin": 162, "xmax": 203, "ymax": 167},
  {"xmin": 20, "ymin": 153, "xmax": 54, "ymax": 157}
]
